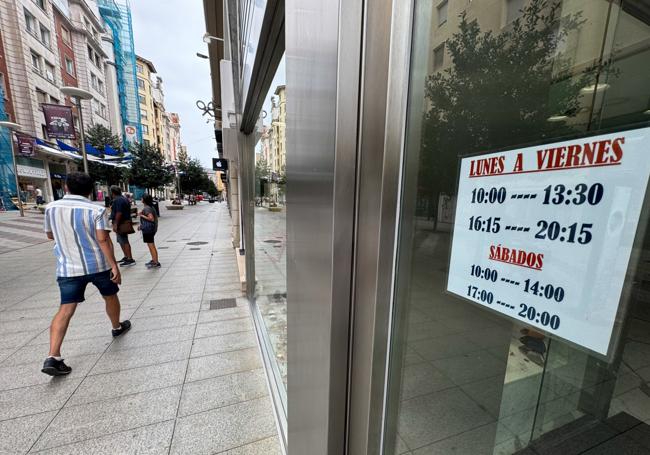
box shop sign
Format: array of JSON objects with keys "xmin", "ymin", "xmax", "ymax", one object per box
[
  {"xmin": 17, "ymin": 164, "xmax": 47, "ymax": 179},
  {"xmin": 447, "ymin": 127, "xmax": 650, "ymax": 356},
  {"xmin": 212, "ymin": 158, "xmax": 228, "ymax": 171},
  {"xmin": 16, "ymin": 134, "xmax": 35, "ymax": 156},
  {"xmin": 42, "ymin": 104, "xmax": 76, "ymax": 139}
]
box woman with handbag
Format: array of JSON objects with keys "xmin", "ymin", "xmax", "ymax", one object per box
[{"xmin": 139, "ymin": 194, "xmax": 160, "ymax": 268}]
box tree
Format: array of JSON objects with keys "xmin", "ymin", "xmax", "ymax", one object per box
[
  {"xmin": 178, "ymin": 156, "xmax": 211, "ymax": 194},
  {"xmin": 419, "ymin": 0, "xmax": 588, "ymax": 229},
  {"xmin": 255, "ymin": 158, "xmax": 271, "ymax": 181},
  {"xmin": 128, "ymin": 142, "xmax": 174, "ymax": 190},
  {"xmin": 85, "ymin": 125, "xmax": 125, "ymax": 186}
]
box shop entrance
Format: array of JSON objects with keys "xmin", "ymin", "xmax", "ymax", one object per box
[{"xmin": 384, "ymin": 0, "xmax": 650, "ymax": 453}]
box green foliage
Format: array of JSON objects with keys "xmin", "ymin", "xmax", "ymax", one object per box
[
  {"xmin": 177, "ymin": 154, "xmax": 212, "ymax": 194},
  {"xmin": 84, "ymin": 125, "xmax": 125, "ymax": 185},
  {"xmin": 420, "ymin": 0, "xmax": 588, "ymax": 222},
  {"xmin": 128, "ymin": 142, "xmax": 174, "ymax": 190},
  {"xmin": 255, "ymin": 158, "xmax": 271, "ymax": 181}
]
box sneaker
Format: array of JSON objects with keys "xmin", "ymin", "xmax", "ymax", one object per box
[
  {"xmin": 146, "ymin": 262, "xmax": 161, "ymax": 269},
  {"xmin": 120, "ymin": 258, "xmax": 136, "ymax": 267},
  {"xmin": 112, "ymin": 320, "xmax": 132, "ymax": 337},
  {"xmin": 41, "ymin": 357, "xmax": 72, "ymax": 376},
  {"xmin": 118, "ymin": 256, "xmax": 128, "ymax": 263},
  {"xmin": 144, "ymin": 260, "xmax": 154, "ymax": 266}
]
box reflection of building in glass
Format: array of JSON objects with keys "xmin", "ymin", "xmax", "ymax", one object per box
[{"xmin": 271, "ymin": 84, "xmax": 286, "ymax": 178}]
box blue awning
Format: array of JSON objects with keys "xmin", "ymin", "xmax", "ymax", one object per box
[
  {"xmin": 56, "ymin": 140, "xmax": 78, "ymax": 152},
  {"xmin": 104, "ymin": 145, "xmax": 120, "ymax": 156},
  {"xmin": 85, "ymin": 143, "xmax": 102, "ymax": 157}
]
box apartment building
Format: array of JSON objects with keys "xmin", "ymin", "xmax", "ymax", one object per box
[
  {"xmin": 151, "ymin": 75, "xmax": 166, "ymax": 154},
  {"xmin": 135, "ymin": 54, "xmax": 155, "ymax": 145},
  {"xmin": 167, "ymin": 111, "xmax": 180, "ymax": 162},
  {"xmin": 67, "ymin": 0, "xmax": 110, "ymax": 130}
]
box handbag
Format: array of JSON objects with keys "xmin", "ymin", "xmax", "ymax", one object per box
[
  {"xmin": 117, "ymin": 219, "xmax": 135, "ymax": 235},
  {"xmin": 140, "ymin": 217, "xmax": 156, "ymax": 235}
]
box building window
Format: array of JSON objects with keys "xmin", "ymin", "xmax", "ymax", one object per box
[
  {"xmin": 506, "ymin": 0, "xmax": 525, "ymax": 24},
  {"xmin": 141, "ymin": 110, "xmax": 148, "ymax": 120},
  {"xmin": 0, "ymin": 73, "xmax": 7, "ymax": 99},
  {"xmin": 61, "ymin": 26, "xmax": 71, "ymax": 45},
  {"xmin": 65, "ymin": 57, "xmax": 75, "ymax": 75},
  {"xmin": 34, "ymin": 0, "xmax": 46, "ymax": 10},
  {"xmin": 437, "ymin": 1, "xmax": 448, "ymax": 26},
  {"xmin": 36, "ymin": 89, "xmax": 48, "ymax": 107},
  {"xmin": 87, "ymin": 46, "xmax": 93, "ymax": 61},
  {"xmin": 50, "ymin": 96, "xmax": 59, "ymax": 104},
  {"xmin": 139, "ymin": 95, "xmax": 146, "ymax": 105},
  {"xmin": 31, "ymin": 51, "xmax": 42, "ymax": 73},
  {"xmin": 137, "ymin": 63, "xmax": 143, "ymax": 74},
  {"xmin": 142, "ymin": 125, "xmax": 149, "ymax": 134},
  {"xmin": 40, "ymin": 24, "xmax": 51, "ymax": 47},
  {"xmin": 433, "ymin": 42, "xmax": 445, "ymax": 71},
  {"xmin": 91, "ymin": 73, "xmax": 98, "ymax": 90},
  {"xmin": 100, "ymin": 103, "xmax": 106, "ymax": 118},
  {"xmin": 98, "ymin": 79, "xmax": 104, "ymax": 94},
  {"xmin": 24, "ymin": 9, "xmax": 37, "ymax": 35},
  {"xmin": 44, "ymin": 61, "xmax": 55, "ymax": 82},
  {"xmin": 137, "ymin": 78, "xmax": 145, "ymax": 89}
]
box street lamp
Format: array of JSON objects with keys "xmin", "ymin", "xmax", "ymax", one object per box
[
  {"xmin": 60, "ymin": 86, "xmax": 93, "ymax": 174},
  {"xmin": 0, "ymin": 121, "xmax": 25, "ymax": 217}
]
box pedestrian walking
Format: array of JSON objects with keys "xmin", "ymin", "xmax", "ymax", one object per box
[
  {"xmin": 139, "ymin": 194, "xmax": 160, "ymax": 268},
  {"xmin": 42, "ymin": 172, "xmax": 131, "ymax": 376},
  {"xmin": 35, "ymin": 187, "xmax": 44, "ymax": 206},
  {"xmin": 109, "ymin": 186, "xmax": 136, "ymax": 266}
]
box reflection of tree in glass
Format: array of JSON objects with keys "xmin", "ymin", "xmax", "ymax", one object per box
[{"xmin": 420, "ymin": 0, "xmax": 587, "ymax": 228}]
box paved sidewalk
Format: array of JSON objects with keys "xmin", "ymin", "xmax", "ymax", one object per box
[{"xmin": 0, "ymin": 202, "xmax": 281, "ymax": 454}]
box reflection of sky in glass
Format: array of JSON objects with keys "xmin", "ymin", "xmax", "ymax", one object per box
[{"xmin": 241, "ymin": 0, "xmax": 268, "ymax": 100}]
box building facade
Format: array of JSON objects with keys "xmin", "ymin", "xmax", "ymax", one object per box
[
  {"xmin": 67, "ymin": 0, "xmax": 110, "ymax": 131},
  {"xmin": 0, "ymin": 0, "xmax": 84, "ymax": 204},
  {"xmin": 135, "ymin": 54, "xmax": 155, "ymax": 146},
  {"xmin": 97, "ymin": 0, "xmax": 141, "ymax": 144}
]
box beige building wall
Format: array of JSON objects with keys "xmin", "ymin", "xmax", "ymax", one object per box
[
  {"xmin": 136, "ymin": 55, "xmax": 155, "ymax": 146},
  {"xmin": 271, "ymin": 84, "xmax": 286, "ymax": 176}
]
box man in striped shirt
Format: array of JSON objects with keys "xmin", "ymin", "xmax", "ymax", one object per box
[{"xmin": 42, "ymin": 172, "xmax": 131, "ymax": 376}]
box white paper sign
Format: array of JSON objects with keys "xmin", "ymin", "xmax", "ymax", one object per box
[
  {"xmin": 16, "ymin": 164, "xmax": 47, "ymax": 179},
  {"xmin": 447, "ymin": 127, "xmax": 650, "ymax": 355}
]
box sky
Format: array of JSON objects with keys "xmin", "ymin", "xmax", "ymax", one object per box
[{"xmin": 130, "ymin": 0, "xmax": 215, "ymax": 167}]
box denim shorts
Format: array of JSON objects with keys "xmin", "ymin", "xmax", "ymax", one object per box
[
  {"xmin": 57, "ymin": 270, "xmax": 119, "ymax": 304},
  {"xmin": 115, "ymin": 233, "xmax": 130, "ymax": 245}
]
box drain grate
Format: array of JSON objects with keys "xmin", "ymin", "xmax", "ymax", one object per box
[
  {"xmin": 264, "ymin": 239, "xmax": 281, "ymax": 244},
  {"xmin": 189, "ymin": 247, "xmax": 201, "ymax": 250},
  {"xmin": 209, "ymin": 298, "xmax": 237, "ymax": 310},
  {"xmin": 167, "ymin": 240, "xmax": 177, "ymax": 243},
  {"xmin": 158, "ymin": 247, "xmax": 169, "ymax": 249},
  {"xmin": 187, "ymin": 241, "xmax": 208, "ymax": 245}
]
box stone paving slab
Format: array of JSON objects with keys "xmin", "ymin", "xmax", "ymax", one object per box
[{"xmin": 0, "ymin": 203, "xmax": 282, "ymax": 454}]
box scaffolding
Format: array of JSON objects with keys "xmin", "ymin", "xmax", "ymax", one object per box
[
  {"xmin": 97, "ymin": 0, "xmax": 142, "ymax": 144},
  {"xmin": 0, "ymin": 87, "xmax": 17, "ymax": 211}
]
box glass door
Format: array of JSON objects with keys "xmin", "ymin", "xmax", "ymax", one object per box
[{"xmin": 385, "ymin": 0, "xmax": 650, "ymax": 453}]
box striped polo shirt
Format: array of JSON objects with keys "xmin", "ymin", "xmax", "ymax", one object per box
[{"xmin": 44, "ymin": 195, "xmax": 111, "ymax": 277}]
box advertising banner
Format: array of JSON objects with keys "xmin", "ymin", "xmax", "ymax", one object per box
[
  {"xmin": 15, "ymin": 134, "xmax": 35, "ymax": 156},
  {"xmin": 42, "ymin": 104, "xmax": 76, "ymax": 139},
  {"xmin": 124, "ymin": 125, "xmax": 137, "ymax": 143},
  {"xmin": 447, "ymin": 127, "xmax": 650, "ymax": 355}
]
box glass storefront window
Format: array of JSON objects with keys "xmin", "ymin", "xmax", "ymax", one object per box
[
  {"xmin": 253, "ymin": 55, "xmax": 287, "ymax": 396},
  {"xmin": 385, "ymin": 0, "xmax": 650, "ymax": 454}
]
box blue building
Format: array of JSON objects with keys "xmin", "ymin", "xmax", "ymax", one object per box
[
  {"xmin": 0, "ymin": 87, "xmax": 17, "ymax": 211},
  {"xmin": 97, "ymin": 0, "xmax": 142, "ymax": 145}
]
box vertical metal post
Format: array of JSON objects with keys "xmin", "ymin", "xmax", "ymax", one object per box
[
  {"xmin": 9, "ymin": 132, "xmax": 24, "ymax": 217},
  {"xmin": 77, "ymin": 98, "xmax": 89, "ymax": 174}
]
